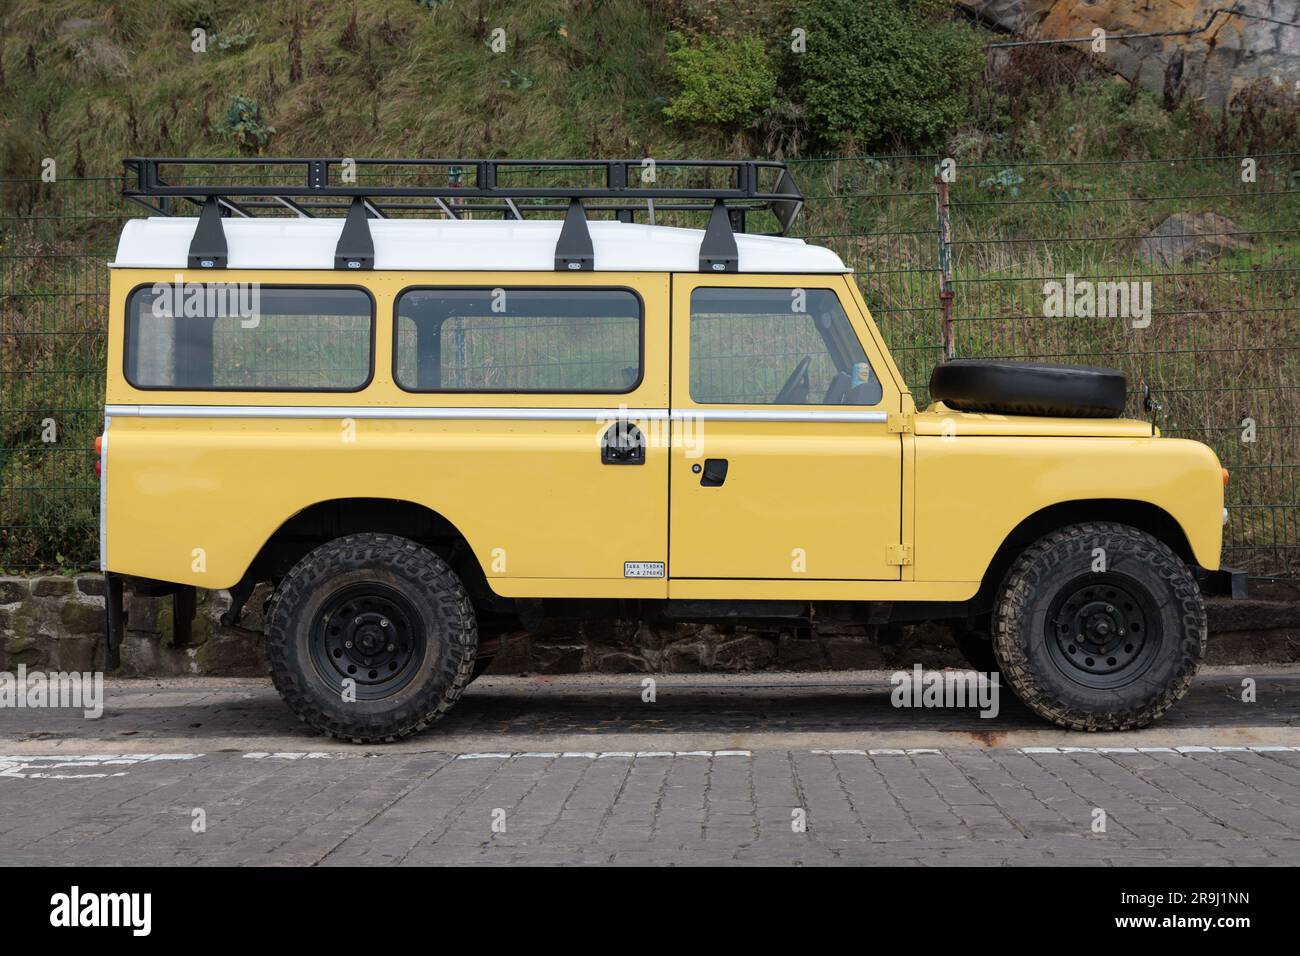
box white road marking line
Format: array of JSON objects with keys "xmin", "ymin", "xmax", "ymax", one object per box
[
  {"xmin": 808, "ymin": 746, "xmax": 1300, "ymax": 758},
  {"xmin": 1017, "ymin": 746, "xmax": 1300, "ymax": 756},
  {"xmin": 242, "ymin": 752, "xmax": 338, "ymax": 760},
  {"xmin": 452, "ymin": 750, "xmax": 753, "ymax": 761},
  {"xmin": 455, "ymin": 753, "xmax": 515, "ymax": 760},
  {"xmin": 810, "ymin": 748, "xmax": 964, "ymax": 756},
  {"xmin": 0, "ymin": 753, "xmax": 201, "ymax": 780}
]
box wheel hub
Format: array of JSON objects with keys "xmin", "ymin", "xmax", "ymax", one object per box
[
  {"xmin": 309, "ymin": 585, "xmax": 427, "ymax": 698},
  {"xmin": 1048, "ymin": 577, "xmax": 1156, "ymax": 686},
  {"xmin": 350, "ymin": 614, "xmax": 391, "ymax": 655}
]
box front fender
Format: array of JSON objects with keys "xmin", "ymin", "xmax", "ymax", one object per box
[{"xmin": 912, "ymin": 436, "xmax": 1223, "ymax": 582}]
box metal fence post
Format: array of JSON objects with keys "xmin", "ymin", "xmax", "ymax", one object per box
[{"xmin": 933, "ymin": 172, "xmax": 955, "ymax": 360}]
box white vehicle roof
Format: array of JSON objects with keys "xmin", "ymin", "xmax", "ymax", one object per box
[{"xmin": 110, "ymin": 216, "xmax": 849, "ymax": 274}]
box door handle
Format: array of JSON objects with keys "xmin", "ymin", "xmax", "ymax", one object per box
[
  {"xmin": 601, "ymin": 421, "xmax": 645, "ymax": 465},
  {"xmin": 699, "ymin": 458, "xmax": 728, "ymax": 487}
]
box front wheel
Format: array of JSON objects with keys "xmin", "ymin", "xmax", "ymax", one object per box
[
  {"xmin": 993, "ymin": 522, "xmax": 1206, "ymax": 731},
  {"xmin": 265, "ymin": 533, "xmax": 477, "ymax": 742}
]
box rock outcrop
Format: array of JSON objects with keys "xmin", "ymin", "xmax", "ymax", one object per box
[
  {"xmin": 958, "ymin": 0, "xmax": 1299, "ymax": 107},
  {"xmin": 1140, "ymin": 211, "xmax": 1252, "ymax": 265}
]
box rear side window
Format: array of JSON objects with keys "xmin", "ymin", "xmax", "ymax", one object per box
[
  {"xmin": 395, "ymin": 288, "xmax": 642, "ymax": 393},
  {"xmin": 688, "ymin": 287, "xmax": 881, "ymax": 406},
  {"xmin": 124, "ymin": 285, "xmax": 374, "ymax": 391}
]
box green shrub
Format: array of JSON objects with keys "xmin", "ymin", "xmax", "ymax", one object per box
[
  {"xmin": 789, "ymin": 0, "xmax": 985, "ymax": 149},
  {"xmin": 224, "ymin": 95, "xmax": 275, "ymax": 154},
  {"xmin": 212, "ymin": 30, "xmax": 255, "ymax": 53},
  {"xmin": 664, "ymin": 33, "xmax": 776, "ymax": 126}
]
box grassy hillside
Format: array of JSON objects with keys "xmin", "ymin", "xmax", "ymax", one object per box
[
  {"xmin": 0, "ymin": 0, "xmax": 759, "ymax": 177},
  {"xmin": 0, "ymin": 2, "xmax": 1296, "ymax": 574},
  {"xmin": 1, "ymin": 1, "xmax": 1293, "ymax": 173}
]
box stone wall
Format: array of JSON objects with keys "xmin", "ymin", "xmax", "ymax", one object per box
[
  {"xmin": 0, "ymin": 577, "xmax": 268, "ymax": 677},
  {"xmin": 1, "ymin": 576, "xmax": 1296, "ymax": 676},
  {"xmin": 958, "ymin": 0, "xmax": 1300, "ymax": 107}
]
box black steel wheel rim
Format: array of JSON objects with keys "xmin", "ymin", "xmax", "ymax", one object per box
[
  {"xmin": 1045, "ymin": 574, "xmax": 1162, "ymax": 689},
  {"xmin": 309, "ymin": 583, "xmax": 427, "ymax": 699}
]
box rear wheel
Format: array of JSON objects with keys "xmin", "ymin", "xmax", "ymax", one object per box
[
  {"xmin": 992, "ymin": 522, "xmax": 1205, "ymax": 731},
  {"xmin": 265, "ymin": 533, "xmax": 477, "ymax": 742}
]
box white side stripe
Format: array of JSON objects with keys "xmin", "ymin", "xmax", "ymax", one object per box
[
  {"xmin": 104, "ymin": 404, "xmax": 889, "ymax": 424},
  {"xmin": 105, "ymin": 404, "xmax": 667, "ymax": 422}
]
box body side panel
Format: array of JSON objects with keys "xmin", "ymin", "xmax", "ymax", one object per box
[{"xmin": 104, "ymin": 268, "xmax": 672, "ymax": 594}]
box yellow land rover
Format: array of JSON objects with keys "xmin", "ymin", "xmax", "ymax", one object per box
[{"xmin": 100, "ymin": 158, "xmax": 1236, "ymax": 742}]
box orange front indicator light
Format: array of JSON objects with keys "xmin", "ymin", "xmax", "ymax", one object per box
[{"xmin": 1222, "ymin": 467, "xmax": 1230, "ymax": 487}]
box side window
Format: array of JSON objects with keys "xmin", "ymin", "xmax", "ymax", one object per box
[
  {"xmin": 688, "ymin": 287, "xmax": 881, "ymax": 406},
  {"xmin": 124, "ymin": 285, "xmax": 373, "ymax": 391},
  {"xmin": 394, "ymin": 288, "xmax": 642, "ymax": 393}
]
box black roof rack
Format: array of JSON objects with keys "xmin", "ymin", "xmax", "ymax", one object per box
[{"xmin": 122, "ymin": 157, "xmax": 804, "ymax": 274}]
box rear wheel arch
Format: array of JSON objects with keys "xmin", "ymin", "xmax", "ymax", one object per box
[{"xmin": 241, "ymin": 498, "xmax": 501, "ymax": 610}]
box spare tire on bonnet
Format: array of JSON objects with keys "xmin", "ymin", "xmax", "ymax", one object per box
[{"xmin": 928, "ymin": 359, "xmax": 1126, "ymax": 418}]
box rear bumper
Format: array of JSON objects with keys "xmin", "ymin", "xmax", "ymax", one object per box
[{"xmin": 102, "ymin": 572, "xmax": 198, "ymax": 670}]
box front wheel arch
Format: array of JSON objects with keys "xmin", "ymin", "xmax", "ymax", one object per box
[{"xmin": 970, "ymin": 499, "xmax": 1197, "ymax": 616}]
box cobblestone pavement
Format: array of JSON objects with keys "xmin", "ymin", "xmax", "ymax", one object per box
[{"xmin": 1, "ymin": 669, "xmax": 1297, "ymax": 865}]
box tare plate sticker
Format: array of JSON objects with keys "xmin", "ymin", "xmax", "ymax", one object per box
[{"xmin": 624, "ymin": 561, "xmax": 666, "ymax": 578}]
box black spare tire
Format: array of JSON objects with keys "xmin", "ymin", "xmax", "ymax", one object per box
[{"xmin": 929, "ymin": 359, "xmax": 1126, "ymax": 418}]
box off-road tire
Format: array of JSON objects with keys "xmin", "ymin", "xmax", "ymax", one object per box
[
  {"xmin": 952, "ymin": 627, "xmax": 999, "ymax": 675},
  {"xmin": 265, "ymin": 533, "xmax": 477, "ymax": 743},
  {"xmin": 993, "ymin": 522, "xmax": 1205, "ymax": 731}
]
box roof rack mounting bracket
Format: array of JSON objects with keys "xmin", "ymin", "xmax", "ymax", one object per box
[
  {"xmin": 335, "ymin": 197, "xmax": 375, "ymax": 271},
  {"xmin": 187, "ymin": 196, "xmax": 228, "ymax": 269},
  {"xmin": 554, "ymin": 199, "xmax": 594, "ymax": 272},
  {"xmin": 699, "ymin": 200, "xmax": 738, "ymax": 273}
]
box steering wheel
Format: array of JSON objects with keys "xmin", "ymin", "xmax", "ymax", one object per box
[{"xmin": 774, "ymin": 355, "xmax": 812, "ymax": 404}]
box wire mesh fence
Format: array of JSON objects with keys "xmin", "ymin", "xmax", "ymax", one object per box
[
  {"xmin": 1, "ymin": 154, "xmax": 1296, "ymax": 576},
  {"xmin": 794, "ymin": 153, "xmax": 1299, "ymax": 578}
]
